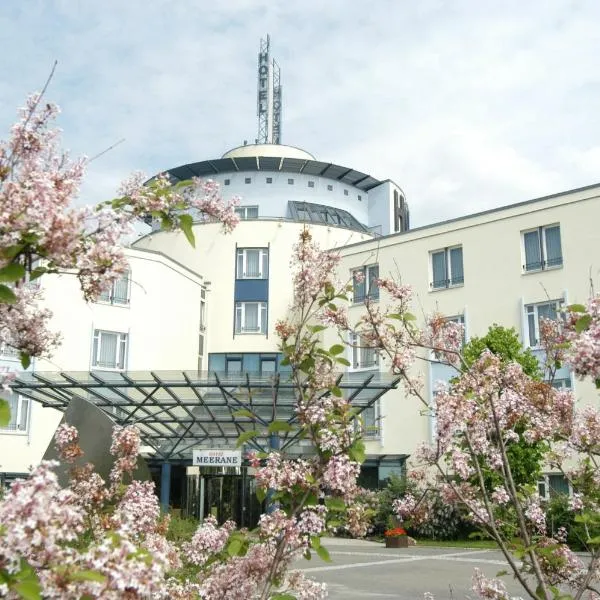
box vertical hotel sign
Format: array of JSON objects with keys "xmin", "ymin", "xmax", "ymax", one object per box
[
  {"xmin": 257, "ymin": 43, "xmax": 270, "ymax": 124},
  {"xmin": 193, "ymin": 449, "xmax": 242, "ymax": 467}
]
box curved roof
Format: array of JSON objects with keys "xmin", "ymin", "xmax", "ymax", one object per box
[
  {"xmin": 160, "ymin": 154, "xmax": 383, "ymax": 192},
  {"xmin": 222, "ymin": 143, "xmax": 315, "ymax": 160}
]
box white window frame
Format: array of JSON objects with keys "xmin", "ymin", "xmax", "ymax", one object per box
[
  {"xmin": 432, "ymin": 314, "xmax": 465, "ymax": 361},
  {"xmin": 236, "ymin": 248, "xmax": 269, "ymax": 280},
  {"xmin": 349, "ymin": 332, "xmax": 379, "ymax": 370},
  {"xmin": 538, "ymin": 474, "xmax": 571, "ymax": 500},
  {"xmin": 360, "ymin": 401, "xmax": 381, "ymax": 440},
  {"xmin": 0, "ymin": 394, "xmax": 30, "ymax": 435},
  {"xmin": 235, "ymin": 302, "xmax": 267, "ymax": 335},
  {"xmin": 234, "ymin": 206, "xmax": 259, "ymax": 220},
  {"xmin": 97, "ymin": 270, "xmax": 130, "ymax": 306},
  {"xmin": 92, "ymin": 330, "xmax": 128, "ymax": 371},
  {"xmin": 522, "ymin": 224, "xmax": 563, "ymax": 273},
  {"xmin": 524, "ymin": 300, "xmax": 561, "ymax": 348},
  {"xmin": 352, "ymin": 264, "xmax": 379, "ymax": 303},
  {"xmin": 430, "ymin": 246, "xmax": 464, "ymax": 290}
]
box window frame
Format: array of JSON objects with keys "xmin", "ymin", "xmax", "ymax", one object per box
[
  {"xmin": 91, "ymin": 329, "xmax": 128, "ymax": 371},
  {"xmin": 352, "ymin": 264, "xmax": 379, "ymax": 303},
  {"xmin": 234, "ymin": 206, "xmax": 259, "ymax": 220},
  {"xmin": 97, "ymin": 270, "xmax": 130, "ymax": 306},
  {"xmin": 349, "ymin": 332, "xmax": 379, "ymax": 370},
  {"xmin": 522, "ymin": 224, "xmax": 563, "ymax": 273},
  {"xmin": 236, "ymin": 248, "xmax": 269, "ymax": 280},
  {"xmin": 430, "ymin": 246, "xmax": 464, "ymax": 290},
  {"xmin": 360, "ymin": 401, "xmax": 381, "ymax": 440},
  {"xmin": 0, "ymin": 394, "xmax": 30, "ymax": 435},
  {"xmin": 308, "ymin": 180, "xmax": 315, "ymax": 188},
  {"xmin": 524, "ymin": 300, "xmax": 561, "ymax": 348},
  {"xmin": 0, "ymin": 341, "xmax": 20, "ymax": 359},
  {"xmin": 234, "ymin": 301, "xmax": 268, "ymax": 335}
]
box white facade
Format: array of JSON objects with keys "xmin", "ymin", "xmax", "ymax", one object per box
[{"xmin": 1, "ymin": 142, "xmax": 599, "ymax": 487}]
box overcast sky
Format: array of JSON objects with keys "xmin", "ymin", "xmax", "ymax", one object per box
[{"xmin": 1, "ymin": 1, "xmax": 599, "ymax": 227}]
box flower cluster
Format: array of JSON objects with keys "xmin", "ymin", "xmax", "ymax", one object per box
[{"xmin": 384, "ymin": 527, "xmax": 407, "ymax": 537}]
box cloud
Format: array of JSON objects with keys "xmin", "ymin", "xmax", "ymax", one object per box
[{"xmin": 0, "ymin": 0, "xmax": 599, "ymax": 226}]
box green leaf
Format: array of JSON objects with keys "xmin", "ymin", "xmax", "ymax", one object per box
[
  {"xmin": 0, "ymin": 284, "xmax": 17, "ymax": 304},
  {"xmin": 575, "ymin": 315, "xmax": 592, "ymax": 333},
  {"xmin": 403, "ymin": 312, "xmax": 417, "ymax": 321},
  {"xmin": 0, "ymin": 398, "xmax": 10, "ymax": 427},
  {"xmin": 348, "ymin": 439, "xmax": 366, "ymax": 464},
  {"xmin": 256, "ymin": 487, "xmax": 267, "ymax": 503},
  {"xmin": 232, "ymin": 409, "xmax": 255, "ymax": 419},
  {"xmin": 29, "ymin": 267, "xmax": 46, "ymax": 281},
  {"xmin": 303, "ymin": 549, "xmax": 312, "ymax": 560},
  {"xmin": 336, "ymin": 357, "xmax": 351, "ymax": 366},
  {"xmin": 568, "ymin": 303, "xmax": 587, "ymax": 313},
  {"xmin": 236, "ymin": 430, "xmax": 258, "ymax": 447},
  {"xmin": 0, "ymin": 263, "xmax": 26, "ymax": 283},
  {"xmin": 496, "ymin": 570, "xmax": 508, "ymax": 577},
  {"xmin": 20, "ymin": 352, "xmax": 31, "ymax": 370},
  {"xmin": 327, "ymin": 303, "xmax": 337, "ymax": 311},
  {"xmin": 325, "ymin": 496, "xmax": 346, "ymax": 512},
  {"xmin": 271, "ymin": 594, "xmax": 296, "ymax": 600},
  {"xmin": 0, "ymin": 245, "xmax": 23, "ymax": 259},
  {"xmin": 267, "ymin": 420, "xmax": 294, "ymax": 434},
  {"xmin": 70, "ymin": 570, "xmax": 107, "ymax": 583},
  {"xmin": 308, "ymin": 325, "xmax": 327, "ymax": 333},
  {"xmin": 227, "ymin": 538, "xmax": 243, "ymax": 557},
  {"xmin": 13, "ymin": 581, "xmax": 42, "ymax": 600},
  {"xmin": 316, "ymin": 545, "xmax": 331, "ymax": 563},
  {"xmin": 179, "ymin": 214, "xmax": 195, "ymax": 248},
  {"xmin": 329, "ymin": 344, "xmax": 345, "ymax": 356},
  {"xmin": 331, "ymin": 386, "xmax": 342, "ymax": 397},
  {"xmin": 310, "ymin": 535, "xmax": 321, "ymax": 549}
]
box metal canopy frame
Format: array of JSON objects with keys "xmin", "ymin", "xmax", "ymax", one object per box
[{"xmin": 11, "ymin": 370, "xmax": 400, "ymax": 461}]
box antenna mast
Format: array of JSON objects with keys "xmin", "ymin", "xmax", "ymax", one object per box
[{"xmin": 257, "ymin": 35, "xmax": 282, "ymax": 144}]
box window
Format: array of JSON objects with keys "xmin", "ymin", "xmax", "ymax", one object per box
[
  {"xmin": 199, "ymin": 294, "xmax": 206, "ymax": 330},
  {"xmin": 0, "ymin": 341, "xmax": 19, "ymax": 359},
  {"xmin": 98, "ymin": 271, "xmax": 130, "ymax": 305},
  {"xmin": 431, "ymin": 246, "xmax": 464, "ymax": 289},
  {"xmin": 327, "ymin": 184, "xmax": 333, "ymax": 191},
  {"xmin": 235, "ymin": 302, "xmax": 267, "ymax": 334},
  {"xmin": 288, "ymin": 178, "xmax": 294, "ymax": 185},
  {"xmin": 266, "ymin": 177, "xmax": 273, "ymax": 184},
  {"xmin": 433, "ymin": 314, "xmax": 466, "ymax": 360},
  {"xmin": 226, "ymin": 357, "xmax": 242, "ymax": 374},
  {"xmin": 538, "ymin": 474, "xmax": 570, "ymax": 500},
  {"xmin": 350, "ymin": 332, "xmax": 379, "ymax": 369},
  {"xmin": 552, "ymin": 377, "xmax": 572, "ymax": 390},
  {"xmin": 224, "ymin": 179, "xmax": 230, "ymax": 186},
  {"xmin": 288, "ymin": 201, "xmax": 369, "ymax": 233},
  {"xmin": 353, "ymin": 264, "xmax": 379, "ymax": 303},
  {"xmin": 236, "ymin": 248, "xmax": 268, "ymax": 279},
  {"xmin": 361, "ymin": 402, "xmax": 380, "ymax": 439},
  {"xmin": 92, "ymin": 330, "xmax": 128, "ymax": 370},
  {"xmin": 344, "ymin": 189, "xmax": 349, "ymax": 196},
  {"xmin": 0, "ymin": 394, "xmax": 30, "ymax": 434},
  {"xmin": 358, "ymin": 195, "xmax": 362, "ymax": 201},
  {"xmin": 260, "ymin": 357, "xmax": 277, "ymax": 375},
  {"xmin": 244, "ymin": 177, "xmax": 251, "ymax": 184},
  {"xmin": 525, "ymin": 300, "xmax": 559, "ymax": 347},
  {"xmin": 308, "ymin": 181, "xmax": 315, "ymax": 188},
  {"xmin": 235, "ymin": 206, "xmax": 259, "ymax": 220},
  {"xmin": 522, "ymin": 225, "xmax": 562, "ymax": 272}
]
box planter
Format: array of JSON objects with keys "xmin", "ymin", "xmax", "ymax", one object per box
[{"xmin": 385, "ymin": 536, "xmax": 409, "ymax": 548}]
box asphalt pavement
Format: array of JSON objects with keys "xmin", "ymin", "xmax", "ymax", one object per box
[{"xmin": 296, "ymin": 537, "xmax": 527, "ymax": 599}]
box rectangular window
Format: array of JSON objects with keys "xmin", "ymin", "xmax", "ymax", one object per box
[
  {"xmin": 260, "ymin": 357, "xmax": 277, "ymax": 375},
  {"xmin": 235, "ymin": 302, "xmax": 267, "ymax": 334},
  {"xmin": 0, "ymin": 341, "xmax": 20, "ymax": 359},
  {"xmin": 344, "ymin": 189, "xmax": 349, "ymax": 196},
  {"xmin": 224, "ymin": 179, "xmax": 230, "ymax": 186},
  {"xmin": 522, "ymin": 225, "xmax": 563, "ymax": 272},
  {"xmin": 308, "ymin": 181, "xmax": 315, "ymax": 188},
  {"xmin": 361, "ymin": 403, "xmax": 380, "ymax": 439},
  {"xmin": 357, "ymin": 194, "xmax": 362, "ymax": 201},
  {"xmin": 288, "ymin": 178, "xmax": 294, "ymax": 185},
  {"xmin": 431, "ymin": 246, "xmax": 464, "ymax": 289},
  {"xmin": 199, "ymin": 298, "xmax": 206, "ymax": 330},
  {"xmin": 226, "ymin": 357, "xmax": 242, "ymax": 374},
  {"xmin": 98, "ymin": 271, "xmax": 130, "ymax": 305},
  {"xmin": 433, "ymin": 314, "xmax": 465, "ymax": 359},
  {"xmin": 266, "ymin": 177, "xmax": 273, "ymax": 184},
  {"xmin": 352, "ymin": 264, "xmax": 379, "ymax": 303},
  {"xmin": 350, "ymin": 332, "xmax": 379, "ymax": 369},
  {"xmin": 244, "ymin": 177, "xmax": 251, "ymax": 184},
  {"xmin": 92, "ymin": 330, "xmax": 128, "ymax": 370},
  {"xmin": 525, "ymin": 300, "xmax": 559, "ymax": 347},
  {"xmin": 0, "ymin": 394, "xmax": 30, "ymax": 433},
  {"xmin": 234, "ymin": 206, "xmax": 259, "ymax": 220},
  {"xmin": 327, "ymin": 184, "xmax": 333, "ymax": 191},
  {"xmin": 236, "ymin": 248, "xmax": 268, "ymax": 279}
]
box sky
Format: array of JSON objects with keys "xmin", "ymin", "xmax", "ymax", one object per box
[{"xmin": 1, "ymin": 0, "xmax": 599, "ymax": 227}]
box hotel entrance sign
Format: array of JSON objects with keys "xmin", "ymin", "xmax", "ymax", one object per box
[{"xmin": 192, "ymin": 449, "xmax": 242, "ymax": 467}]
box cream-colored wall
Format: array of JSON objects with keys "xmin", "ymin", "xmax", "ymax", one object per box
[
  {"xmin": 337, "ymin": 189, "xmax": 600, "ymax": 457},
  {"xmin": 133, "ymin": 221, "xmax": 372, "ymax": 355}
]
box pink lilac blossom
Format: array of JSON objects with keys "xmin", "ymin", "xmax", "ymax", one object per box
[{"xmin": 182, "ymin": 515, "xmax": 236, "ymax": 567}]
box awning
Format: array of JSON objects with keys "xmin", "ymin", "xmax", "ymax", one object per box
[{"xmin": 11, "ymin": 370, "xmax": 400, "ymax": 461}]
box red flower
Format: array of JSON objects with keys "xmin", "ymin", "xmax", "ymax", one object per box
[{"xmin": 384, "ymin": 527, "xmax": 407, "ymax": 537}]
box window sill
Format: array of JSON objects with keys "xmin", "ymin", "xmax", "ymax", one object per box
[
  {"xmin": 429, "ymin": 283, "xmax": 464, "ymax": 293},
  {"xmin": 352, "ymin": 297, "xmax": 380, "ymax": 305},
  {"xmin": 235, "ymin": 332, "xmax": 267, "ymax": 336},
  {"xmin": 522, "ymin": 264, "xmax": 563, "ymax": 276},
  {"xmin": 349, "ymin": 365, "xmax": 380, "ymax": 372},
  {"xmin": 0, "ymin": 429, "xmax": 29, "ymax": 436},
  {"xmin": 91, "ymin": 366, "xmax": 126, "ymax": 372},
  {"xmin": 95, "ymin": 300, "xmax": 131, "ymax": 308}
]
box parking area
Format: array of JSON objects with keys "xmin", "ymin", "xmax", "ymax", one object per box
[{"xmin": 297, "ymin": 538, "xmax": 526, "ymax": 599}]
